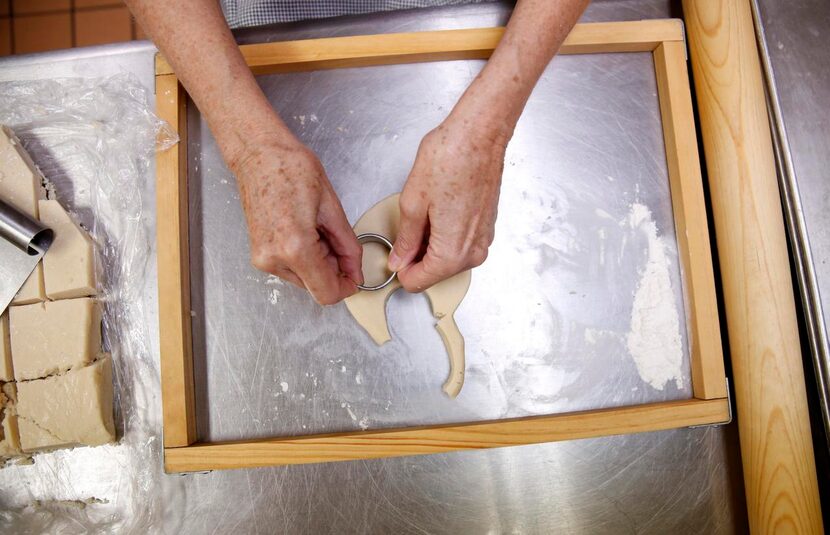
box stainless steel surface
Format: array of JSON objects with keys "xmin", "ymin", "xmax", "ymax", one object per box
[
  {"xmin": 753, "ymin": 0, "xmax": 830, "ymax": 450},
  {"xmin": 0, "ymin": 197, "xmax": 53, "ymax": 312},
  {"xmin": 0, "ymin": 1, "xmax": 751, "ymax": 533},
  {"xmin": 192, "ymin": 51, "xmax": 694, "ymax": 440},
  {"xmin": 355, "ymin": 232, "xmax": 396, "ymax": 291}
]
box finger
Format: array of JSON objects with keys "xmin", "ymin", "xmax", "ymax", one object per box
[
  {"xmin": 389, "ymin": 197, "xmax": 428, "ymax": 272},
  {"xmin": 293, "ymin": 238, "xmax": 358, "ymax": 305},
  {"xmin": 273, "ymin": 267, "xmax": 305, "ymax": 289},
  {"xmin": 318, "ymin": 195, "xmax": 364, "ymax": 285},
  {"xmin": 396, "ymin": 249, "xmax": 459, "ymax": 292},
  {"xmin": 317, "ymin": 236, "xmax": 350, "ymax": 283}
]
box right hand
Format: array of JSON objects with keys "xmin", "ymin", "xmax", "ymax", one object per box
[{"xmin": 229, "ymin": 133, "xmax": 363, "ymax": 305}]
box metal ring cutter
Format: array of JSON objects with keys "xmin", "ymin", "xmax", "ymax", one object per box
[{"xmin": 356, "ymin": 232, "xmax": 397, "ymax": 291}]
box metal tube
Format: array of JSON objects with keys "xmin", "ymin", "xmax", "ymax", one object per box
[{"xmin": 0, "ymin": 197, "xmax": 53, "ymax": 255}]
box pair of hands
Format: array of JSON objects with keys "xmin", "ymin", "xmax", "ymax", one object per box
[{"xmin": 230, "ymin": 114, "xmax": 508, "ymax": 305}]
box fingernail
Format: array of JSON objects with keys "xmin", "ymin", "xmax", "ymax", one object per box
[{"xmin": 388, "ymin": 250, "xmax": 402, "ymax": 271}]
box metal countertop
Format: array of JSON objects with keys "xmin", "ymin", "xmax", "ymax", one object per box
[{"xmin": 0, "ymin": 1, "xmax": 766, "ymax": 532}]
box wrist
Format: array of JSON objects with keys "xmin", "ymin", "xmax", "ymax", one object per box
[
  {"xmin": 216, "ymin": 113, "xmax": 300, "ymax": 176},
  {"xmin": 226, "ymin": 128, "xmax": 302, "ymax": 176},
  {"xmin": 448, "ymin": 80, "xmax": 523, "ymax": 147},
  {"xmin": 446, "ymin": 100, "xmax": 514, "ymax": 149}
]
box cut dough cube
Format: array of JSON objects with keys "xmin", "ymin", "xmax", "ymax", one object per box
[
  {"xmin": 39, "ymin": 200, "xmax": 97, "ymax": 299},
  {"xmin": 12, "ymin": 267, "xmax": 45, "ymax": 305},
  {"xmin": 16, "ymin": 356, "xmax": 115, "ymax": 452},
  {"xmin": 9, "ymin": 298, "xmax": 101, "ymax": 381},
  {"xmin": 1, "ymin": 125, "xmax": 47, "ymax": 305},
  {"xmin": 0, "ymin": 383, "xmax": 21, "ymax": 458},
  {"xmin": 0, "ymin": 312, "xmax": 12, "ymax": 382}
]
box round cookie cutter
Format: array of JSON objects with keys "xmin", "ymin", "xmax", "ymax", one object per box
[{"xmin": 356, "ymin": 232, "xmax": 397, "ymax": 291}]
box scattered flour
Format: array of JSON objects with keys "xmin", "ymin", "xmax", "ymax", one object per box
[
  {"xmin": 345, "ymin": 405, "xmax": 357, "ymax": 421},
  {"xmin": 624, "ymin": 203, "xmax": 684, "ymax": 390},
  {"xmin": 594, "ymin": 208, "xmax": 614, "ymax": 221},
  {"xmin": 265, "ymin": 275, "xmax": 283, "ymax": 304},
  {"xmin": 583, "ymin": 327, "xmax": 618, "ymax": 345},
  {"xmin": 597, "ymin": 227, "xmax": 606, "ymax": 266}
]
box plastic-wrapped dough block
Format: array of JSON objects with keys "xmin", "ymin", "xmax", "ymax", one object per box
[
  {"xmin": 39, "ymin": 199, "xmax": 97, "ymax": 299},
  {"xmin": 16, "ymin": 356, "xmax": 115, "ymax": 452},
  {"xmin": 9, "ymin": 297, "xmax": 101, "ymax": 381},
  {"xmin": 0, "ymin": 125, "xmax": 46, "ymax": 305},
  {"xmin": 0, "ymin": 383, "xmax": 21, "ymax": 458},
  {"xmin": 0, "ymin": 313, "xmax": 12, "ymax": 382}
]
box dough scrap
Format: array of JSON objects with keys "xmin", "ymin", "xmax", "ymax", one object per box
[
  {"xmin": 344, "ymin": 194, "xmax": 471, "ymax": 398},
  {"xmin": 0, "ymin": 383, "xmax": 21, "ymax": 458}
]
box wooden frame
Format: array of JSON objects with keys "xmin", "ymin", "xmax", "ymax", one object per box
[{"xmin": 155, "ymin": 20, "xmax": 729, "ymax": 473}]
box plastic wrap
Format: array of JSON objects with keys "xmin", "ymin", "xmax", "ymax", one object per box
[{"xmin": 0, "ymin": 73, "xmax": 178, "ymax": 532}]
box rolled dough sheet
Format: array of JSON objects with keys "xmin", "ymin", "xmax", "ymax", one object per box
[
  {"xmin": 16, "ymin": 355, "xmax": 115, "ymax": 452},
  {"xmin": 0, "ymin": 125, "xmax": 46, "ymax": 305},
  {"xmin": 9, "ymin": 297, "xmax": 102, "ymax": 381},
  {"xmin": 0, "ymin": 383, "xmax": 21, "ymax": 458},
  {"xmin": 0, "ymin": 312, "xmax": 12, "ymax": 382},
  {"xmin": 39, "ymin": 199, "xmax": 97, "ymax": 300},
  {"xmin": 344, "ymin": 194, "xmax": 472, "ymax": 398}
]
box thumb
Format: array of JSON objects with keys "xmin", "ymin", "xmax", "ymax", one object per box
[
  {"xmin": 318, "ymin": 194, "xmax": 364, "ymax": 285},
  {"xmin": 389, "ymin": 199, "xmax": 427, "ymax": 272}
]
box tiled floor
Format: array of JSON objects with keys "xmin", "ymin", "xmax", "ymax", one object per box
[{"xmin": 0, "ymin": 0, "xmax": 146, "ymax": 56}]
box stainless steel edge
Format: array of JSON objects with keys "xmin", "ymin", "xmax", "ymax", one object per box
[{"xmin": 750, "ymin": 0, "xmax": 830, "ymax": 451}]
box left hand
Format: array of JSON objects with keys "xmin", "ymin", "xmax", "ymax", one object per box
[{"xmin": 388, "ymin": 115, "xmax": 509, "ymax": 291}]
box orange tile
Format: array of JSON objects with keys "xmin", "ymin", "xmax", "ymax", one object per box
[
  {"xmin": 0, "ymin": 0, "xmax": 9, "ymax": 17},
  {"xmin": 0, "ymin": 18, "xmax": 10, "ymax": 55},
  {"xmin": 13, "ymin": 13, "xmax": 71, "ymax": 53},
  {"xmin": 12, "ymin": 0, "xmax": 69, "ymax": 14},
  {"xmin": 75, "ymin": 0, "xmax": 122, "ymax": 7},
  {"xmin": 75, "ymin": 6, "xmax": 132, "ymax": 46}
]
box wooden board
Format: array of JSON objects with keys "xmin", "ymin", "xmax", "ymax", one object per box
[
  {"xmin": 165, "ymin": 398, "xmax": 730, "ymax": 472},
  {"xmin": 154, "ymin": 19, "xmax": 729, "ymax": 472},
  {"xmin": 653, "ymin": 41, "xmax": 727, "ymax": 400},
  {"xmin": 155, "ymin": 20, "xmax": 685, "ymax": 76},
  {"xmin": 155, "ymin": 74, "xmax": 197, "ymax": 448},
  {"xmin": 682, "ymin": 0, "xmax": 823, "ymax": 531}
]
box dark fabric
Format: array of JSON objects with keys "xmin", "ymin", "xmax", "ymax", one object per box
[{"xmin": 220, "ymin": 0, "xmax": 491, "ymax": 28}]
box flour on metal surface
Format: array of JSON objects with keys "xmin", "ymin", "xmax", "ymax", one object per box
[{"xmin": 624, "ymin": 202, "xmax": 683, "ymax": 390}]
